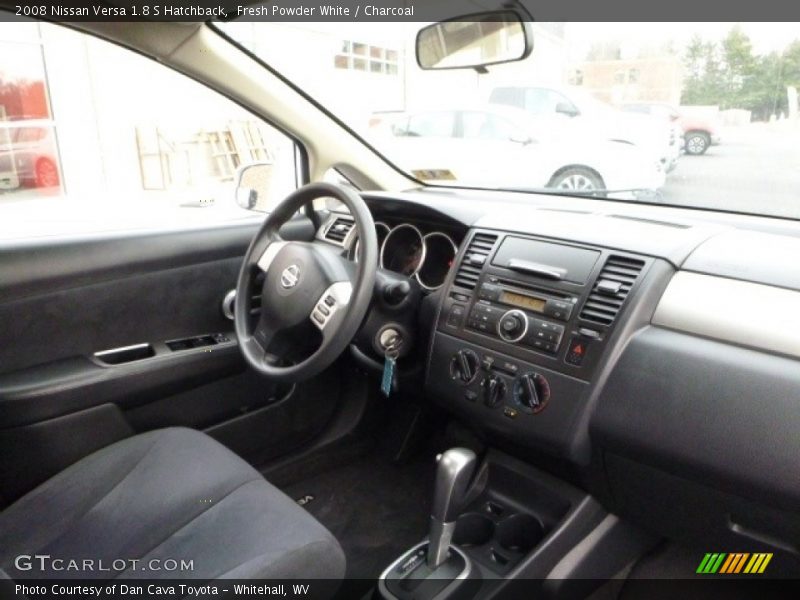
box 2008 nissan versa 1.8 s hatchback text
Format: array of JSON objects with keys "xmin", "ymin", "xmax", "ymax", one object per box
[{"xmin": 1, "ymin": 2, "xmax": 799, "ymax": 600}]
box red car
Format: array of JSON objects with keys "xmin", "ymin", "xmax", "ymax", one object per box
[{"xmin": 622, "ymin": 103, "xmax": 722, "ymax": 155}]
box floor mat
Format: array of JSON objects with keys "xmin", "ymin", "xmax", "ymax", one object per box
[{"xmin": 281, "ymin": 454, "xmax": 435, "ymax": 582}]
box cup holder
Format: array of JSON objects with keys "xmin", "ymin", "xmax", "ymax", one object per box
[
  {"xmin": 452, "ymin": 512, "xmax": 495, "ymax": 547},
  {"xmin": 495, "ymin": 514, "xmax": 545, "ymax": 554}
]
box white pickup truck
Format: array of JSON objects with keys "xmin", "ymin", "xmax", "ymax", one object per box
[{"xmin": 490, "ymin": 85, "xmax": 682, "ymax": 173}]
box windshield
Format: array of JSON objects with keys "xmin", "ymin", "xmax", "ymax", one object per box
[{"xmin": 219, "ymin": 20, "xmax": 800, "ymax": 219}]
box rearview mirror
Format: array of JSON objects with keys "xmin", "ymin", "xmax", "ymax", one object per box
[{"xmin": 416, "ymin": 10, "xmax": 532, "ymax": 71}]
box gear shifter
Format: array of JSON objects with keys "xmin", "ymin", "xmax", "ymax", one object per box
[{"xmin": 427, "ymin": 448, "xmax": 478, "ymax": 569}]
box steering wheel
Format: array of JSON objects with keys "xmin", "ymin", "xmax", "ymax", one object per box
[{"xmin": 234, "ymin": 182, "xmax": 377, "ymax": 382}]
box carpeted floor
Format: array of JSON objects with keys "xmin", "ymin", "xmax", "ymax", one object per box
[{"xmin": 281, "ymin": 453, "xmax": 436, "ymax": 583}]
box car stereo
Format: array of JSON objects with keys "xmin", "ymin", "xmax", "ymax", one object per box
[{"xmin": 464, "ymin": 279, "xmax": 577, "ymax": 354}]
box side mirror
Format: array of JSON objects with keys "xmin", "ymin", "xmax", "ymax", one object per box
[
  {"xmin": 555, "ymin": 102, "xmax": 579, "ymax": 117},
  {"xmin": 416, "ymin": 9, "xmax": 533, "ymax": 71},
  {"xmin": 234, "ymin": 162, "xmax": 274, "ymax": 211}
]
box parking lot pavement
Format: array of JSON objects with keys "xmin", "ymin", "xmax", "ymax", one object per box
[{"xmin": 660, "ymin": 122, "xmax": 800, "ymax": 219}]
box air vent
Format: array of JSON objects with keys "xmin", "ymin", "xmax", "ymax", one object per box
[
  {"xmin": 323, "ymin": 216, "xmax": 355, "ymax": 245},
  {"xmin": 454, "ymin": 232, "xmax": 498, "ymax": 290},
  {"xmin": 579, "ymin": 255, "xmax": 645, "ymax": 325}
]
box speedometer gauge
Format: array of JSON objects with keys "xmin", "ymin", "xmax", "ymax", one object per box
[
  {"xmin": 417, "ymin": 232, "xmax": 458, "ymax": 290},
  {"xmin": 381, "ymin": 224, "xmax": 425, "ymax": 276},
  {"xmin": 352, "ymin": 222, "xmax": 390, "ymax": 262}
]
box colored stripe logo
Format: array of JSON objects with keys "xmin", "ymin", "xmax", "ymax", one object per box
[{"xmin": 697, "ymin": 553, "xmax": 772, "ymax": 574}]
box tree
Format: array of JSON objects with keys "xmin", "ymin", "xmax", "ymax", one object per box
[
  {"xmin": 720, "ymin": 26, "xmax": 756, "ymax": 109},
  {"xmin": 681, "ymin": 35, "xmax": 723, "ymax": 106},
  {"xmin": 681, "ymin": 26, "xmax": 800, "ymax": 120}
]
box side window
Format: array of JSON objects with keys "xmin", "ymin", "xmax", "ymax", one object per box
[
  {"xmin": 522, "ymin": 89, "xmax": 551, "ymax": 114},
  {"xmin": 406, "ymin": 112, "xmax": 456, "ymax": 138},
  {"xmin": 0, "ymin": 22, "xmax": 296, "ymax": 237},
  {"xmin": 461, "ymin": 112, "xmax": 516, "ymax": 141},
  {"xmin": 523, "ymin": 88, "xmax": 575, "ymax": 115}
]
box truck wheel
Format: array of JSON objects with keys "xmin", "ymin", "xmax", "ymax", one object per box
[{"xmin": 684, "ymin": 132, "xmax": 710, "ymax": 155}]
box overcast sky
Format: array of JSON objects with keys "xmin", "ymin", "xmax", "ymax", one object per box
[{"xmin": 565, "ymin": 22, "xmax": 800, "ymax": 59}]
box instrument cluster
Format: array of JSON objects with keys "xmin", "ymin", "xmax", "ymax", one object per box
[{"xmin": 352, "ymin": 222, "xmax": 459, "ymax": 291}]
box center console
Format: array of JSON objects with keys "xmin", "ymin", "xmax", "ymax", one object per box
[
  {"xmin": 376, "ymin": 448, "xmax": 654, "ymax": 600},
  {"xmin": 426, "ymin": 229, "xmax": 651, "ymax": 461}
]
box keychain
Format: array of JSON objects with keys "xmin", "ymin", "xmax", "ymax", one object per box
[{"xmin": 381, "ymin": 339, "xmax": 400, "ymax": 397}]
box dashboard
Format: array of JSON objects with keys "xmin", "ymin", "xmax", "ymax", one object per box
[{"xmin": 314, "ymin": 187, "xmax": 800, "ymax": 556}]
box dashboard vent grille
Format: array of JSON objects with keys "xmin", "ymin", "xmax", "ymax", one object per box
[
  {"xmin": 579, "ymin": 255, "xmax": 645, "ymax": 325},
  {"xmin": 454, "ymin": 233, "xmax": 498, "ymax": 290},
  {"xmin": 323, "ymin": 216, "xmax": 355, "ymax": 245}
]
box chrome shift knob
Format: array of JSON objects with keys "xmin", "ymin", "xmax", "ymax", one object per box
[{"xmin": 427, "ymin": 448, "xmax": 478, "ymax": 569}]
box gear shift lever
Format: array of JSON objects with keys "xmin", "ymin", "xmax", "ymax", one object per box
[{"xmin": 427, "ymin": 448, "xmax": 478, "ymax": 569}]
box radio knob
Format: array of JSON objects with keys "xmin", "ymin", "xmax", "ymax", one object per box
[
  {"xmin": 482, "ymin": 375, "xmax": 506, "ymax": 408},
  {"xmin": 450, "ymin": 349, "xmax": 479, "ymax": 384},
  {"xmin": 497, "ymin": 309, "xmax": 528, "ymax": 343},
  {"xmin": 513, "ymin": 372, "xmax": 551, "ymax": 413}
]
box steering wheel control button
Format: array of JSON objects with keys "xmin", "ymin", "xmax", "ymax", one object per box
[
  {"xmin": 310, "ymin": 281, "xmax": 353, "ymax": 332},
  {"xmin": 450, "ymin": 349, "xmax": 479, "ymax": 384},
  {"xmin": 496, "ymin": 309, "xmax": 528, "ymax": 343},
  {"xmin": 513, "ymin": 372, "xmax": 551, "ymax": 413},
  {"xmin": 565, "ymin": 338, "xmax": 588, "ymax": 366}
]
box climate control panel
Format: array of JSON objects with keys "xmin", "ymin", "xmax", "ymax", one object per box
[
  {"xmin": 448, "ymin": 349, "xmax": 551, "ymax": 416},
  {"xmin": 429, "ymin": 332, "xmax": 590, "ymax": 456}
]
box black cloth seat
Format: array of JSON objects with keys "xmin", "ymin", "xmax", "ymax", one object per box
[{"xmin": 0, "ymin": 427, "xmax": 345, "ymax": 580}]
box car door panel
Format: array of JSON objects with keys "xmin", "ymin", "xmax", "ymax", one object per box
[{"xmin": 0, "ymin": 214, "xmax": 343, "ymax": 506}]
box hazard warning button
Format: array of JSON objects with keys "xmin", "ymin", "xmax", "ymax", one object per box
[{"xmin": 565, "ymin": 338, "xmax": 588, "ymax": 366}]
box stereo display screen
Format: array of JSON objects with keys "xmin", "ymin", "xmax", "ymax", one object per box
[{"xmin": 500, "ymin": 291, "xmax": 546, "ymax": 313}]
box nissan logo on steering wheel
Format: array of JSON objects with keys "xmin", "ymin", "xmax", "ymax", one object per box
[{"xmin": 280, "ymin": 264, "xmax": 301, "ymax": 289}]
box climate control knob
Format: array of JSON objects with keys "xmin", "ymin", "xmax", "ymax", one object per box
[
  {"xmin": 497, "ymin": 309, "xmax": 528, "ymax": 343},
  {"xmin": 513, "ymin": 372, "xmax": 551, "ymax": 413},
  {"xmin": 450, "ymin": 349, "xmax": 479, "ymax": 384},
  {"xmin": 482, "ymin": 375, "xmax": 507, "ymax": 408}
]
